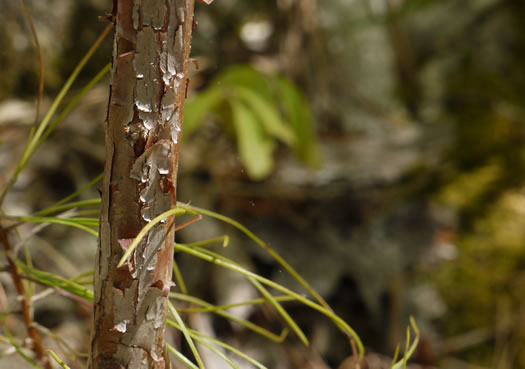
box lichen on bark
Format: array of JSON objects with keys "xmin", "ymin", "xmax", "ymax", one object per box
[{"xmin": 90, "ymin": 1, "xmax": 195, "ymax": 368}]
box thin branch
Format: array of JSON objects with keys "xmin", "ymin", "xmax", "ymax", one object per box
[
  {"xmin": 19, "ymin": 0, "xmax": 44, "ymax": 127},
  {"xmin": 0, "ymin": 226, "xmax": 51, "ymax": 369}
]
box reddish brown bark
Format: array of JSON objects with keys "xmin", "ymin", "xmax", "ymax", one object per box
[
  {"xmin": 0, "ymin": 227, "xmax": 52, "ymax": 369},
  {"xmin": 90, "ymin": 1, "xmax": 195, "ymax": 368}
]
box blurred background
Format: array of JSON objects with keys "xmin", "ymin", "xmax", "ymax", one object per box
[{"xmin": 1, "ymin": 0, "xmax": 525, "ymax": 368}]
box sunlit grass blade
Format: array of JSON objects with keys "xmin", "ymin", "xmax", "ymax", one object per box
[
  {"xmin": 71, "ymin": 270, "xmax": 94, "ymax": 284},
  {"xmin": 170, "ymin": 292, "xmax": 287, "ymax": 342},
  {"xmin": 177, "ymin": 295, "xmax": 295, "ymax": 313},
  {"xmin": 173, "ymin": 243, "xmax": 364, "ymax": 358},
  {"xmin": 173, "ymin": 259, "xmax": 188, "ymax": 294},
  {"xmin": 167, "ymin": 301, "xmax": 205, "ymax": 369},
  {"xmin": 117, "ymin": 207, "xmax": 186, "ymax": 267},
  {"xmin": 4, "ymin": 323, "xmax": 43, "ymax": 369},
  {"xmin": 192, "ymin": 246, "xmax": 308, "ymax": 345},
  {"xmin": 48, "ymin": 350, "xmax": 71, "ymax": 369},
  {"xmin": 167, "ymin": 319, "xmax": 268, "ymax": 369},
  {"xmin": 0, "ymin": 25, "xmax": 112, "ymax": 205},
  {"xmin": 34, "ymin": 323, "xmax": 88, "ymax": 359},
  {"xmin": 391, "ymin": 317, "xmax": 420, "ymax": 369},
  {"xmin": 70, "ymin": 273, "xmax": 94, "ymax": 286},
  {"xmin": 403, "ymin": 327, "xmax": 410, "ymax": 369},
  {"xmin": 36, "ymin": 64, "xmax": 110, "ymax": 149},
  {"xmin": 167, "ymin": 343, "xmax": 200, "ymax": 369},
  {"xmin": 390, "ymin": 343, "xmax": 400, "ymax": 369},
  {"xmin": 20, "ymin": 0, "xmax": 44, "ymax": 125},
  {"xmin": 189, "ymin": 332, "xmax": 239, "ymax": 369},
  {"xmin": 250, "ymin": 276, "xmax": 307, "ymax": 345},
  {"xmin": 15, "ymin": 260, "xmax": 94, "ymax": 302},
  {"xmin": 176, "ymin": 203, "xmax": 330, "ymax": 311},
  {"xmin": 38, "ymin": 199, "xmax": 101, "ymax": 217},
  {"xmin": 12, "ymin": 216, "xmax": 98, "ymax": 237},
  {"xmin": 183, "ymin": 235, "xmax": 229, "ymax": 249},
  {"xmin": 40, "ymin": 174, "xmax": 103, "ymax": 214}
]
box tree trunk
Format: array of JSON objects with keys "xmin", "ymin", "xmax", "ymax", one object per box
[{"xmin": 90, "ymin": 1, "xmax": 195, "ymax": 368}]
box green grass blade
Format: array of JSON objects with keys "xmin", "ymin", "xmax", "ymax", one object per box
[
  {"xmin": 48, "ymin": 350, "xmax": 71, "ymax": 369},
  {"xmin": 178, "ymin": 295, "xmax": 295, "ymax": 313},
  {"xmin": 176, "ymin": 204, "xmax": 331, "ymax": 311},
  {"xmin": 403, "ymin": 327, "xmax": 410, "ymax": 369},
  {"xmin": 117, "ymin": 207, "xmax": 186, "ymax": 267},
  {"xmin": 167, "ymin": 343, "xmax": 200, "ymax": 369},
  {"xmin": 6, "ymin": 25, "xmax": 112, "ymax": 200},
  {"xmin": 167, "ymin": 301, "xmax": 205, "ymax": 369},
  {"xmin": 173, "ymin": 243, "xmax": 364, "ymax": 358},
  {"xmin": 36, "ymin": 64, "xmax": 110, "ymax": 150},
  {"xmin": 13, "ymin": 216, "xmax": 98, "ymax": 237},
  {"xmin": 166, "ymin": 321, "xmax": 239, "ymax": 369},
  {"xmin": 391, "ymin": 317, "xmax": 420, "ymax": 369},
  {"xmin": 251, "ymin": 276, "xmax": 308, "ymax": 345},
  {"xmin": 390, "ymin": 344, "xmax": 400, "ymax": 369},
  {"xmin": 191, "ymin": 334, "xmax": 239, "ymax": 369},
  {"xmin": 71, "ymin": 270, "xmax": 94, "ymax": 283},
  {"xmin": 42, "ymin": 174, "xmax": 103, "ymax": 212},
  {"xmin": 193, "ymin": 246, "xmax": 308, "ymax": 345},
  {"xmin": 4, "ymin": 323, "xmax": 44, "ymax": 369},
  {"xmin": 167, "ymin": 319, "xmax": 268, "ymax": 369},
  {"xmin": 15, "ymin": 260, "xmax": 94, "ymax": 302},
  {"xmin": 173, "ymin": 258, "xmax": 188, "ymax": 294},
  {"xmin": 38, "ymin": 199, "xmax": 101, "ymax": 217},
  {"xmin": 183, "ymin": 235, "xmax": 229, "ymax": 249},
  {"xmin": 170, "ymin": 292, "xmax": 287, "ymax": 343}
]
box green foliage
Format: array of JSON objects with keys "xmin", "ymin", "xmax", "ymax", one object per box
[
  {"xmin": 183, "ymin": 65, "xmax": 321, "ymax": 179},
  {"xmin": 0, "ymin": 19, "xmax": 420, "ymax": 369},
  {"xmin": 433, "ymin": 188, "xmax": 525, "ymax": 367}
]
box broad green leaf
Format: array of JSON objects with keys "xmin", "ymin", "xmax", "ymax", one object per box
[
  {"xmin": 232, "ymin": 85, "xmax": 296, "ymax": 145},
  {"xmin": 183, "ymin": 87, "xmax": 223, "ymax": 138},
  {"xmin": 276, "ymin": 77, "xmax": 321, "ymax": 168},
  {"xmin": 214, "ymin": 66, "xmax": 274, "ymax": 102},
  {"xmin": 231, "ymin": 100, "xmax": 274, "ymax": 179}
]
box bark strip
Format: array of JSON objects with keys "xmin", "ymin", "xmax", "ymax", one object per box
[{"xmin": 90, "ymin": 1, "xmax": 195, "ymax": 368}]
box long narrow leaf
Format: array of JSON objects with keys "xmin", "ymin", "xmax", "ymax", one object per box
[
  {"xmin": 177, "ymin": 295, "xmax": 295, "ymax": 313},
  {"xmin": 167, "ymin": 301, "xmax": 205, "ymax": 369},
  {"xmin": 13, "ymin": 216, "xmax": 98, "ymax": 237},
  {"xmin": 193, "ymin": 246, "xmax": 308, "ymax": 345},
  {"xmin": 392, "ymin": 317, "xmax": 420, "ymax": 369},
  {"xmin": 4, "ymin": 324, "xmax": 44, "ymax": 369},
  {"xmin": 48, "ymin": 350, "xmax": 71, "ymax": 369},
  {"xmin": 167, "ymin": 343, "xmax": 200, "ymax": 369},
  {"xmin": 173, "ymin": 258, "xmax": 188, "ymax": 294},
  {"xmin": 170, "ymin": 292, "xmax": 287, "ymax": 342},
  {"xmin": 173, "ymin": 243, "xmax": 364, "ymax": 358},
  {"xmin": 176, "ymin": 203, "xmax": 331, "ymax": 312},
  {"xmin": 168, "ymin": 319, "xmax": 240, "ymax": 369},
  {"xmin": 167, "ymin": 319, "xmax": 268, "ymax": 369},
  {"xmin": 37, "ymin": 64, "xmax": 110, "ymax": 149},
  {"xmin": 15, "ymin": 260, "xmax": 93, "ymax": 302},
  {"xmin": 117, "ymin": 207, "xmax": 186, "ymax": 268},
  {"xmin": 2, "ymin": 25, "xmax": 112, "ymax": 205}
]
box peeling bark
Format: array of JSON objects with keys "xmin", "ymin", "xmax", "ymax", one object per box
[{"xmin": 90, "ymin": 1, "xmax": 195, "ymax": 368}]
